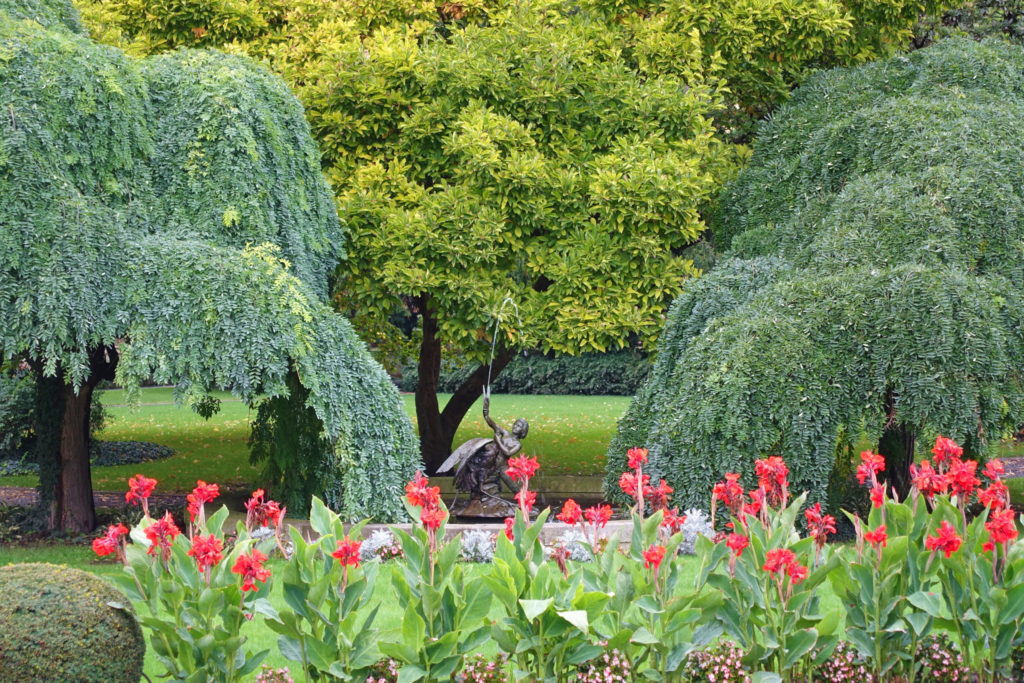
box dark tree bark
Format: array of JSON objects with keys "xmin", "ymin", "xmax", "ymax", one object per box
[
  {"xmin": 877, "ymin": 388, "xmax": 916, "ymax": 500},
  {"xmin": 35, "ymin": 346, "xmax": 118, "ymax": 532},
  {"xmin": 416, "ymin": 297, "xmax": 515, "ymax": 474}
]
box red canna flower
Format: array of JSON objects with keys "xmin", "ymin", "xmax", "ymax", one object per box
[
  {"xmin": 515, "ymin": 489, "xmax": 537, "ymax": 510},
  {"xmin": 626, "ymin": 447, "xmax": 649, "ymax": 470},
  {"xmin": 910, "ymin": 460, "xmax": 948, "ymax": 498},
  {"xmin": 786, "ymin": 562, "xmax": 808, "ymax": 585},
  {"xmin": 947, "ymin": 459, "xmax": 980, "ymax": 501},
  {"xmin": 983, "ymin": 459, "xmax": 1005, "ymax": 481},
  {"xmin": 925, "ymin": 521, "xmax": 962, "ymax": 558},
  {"xmin": 648, "ymin": 479, "xmax": 673, "ymax": 511},
  {"xmin": 186, "ymin": 480, "xmax": 220, "ymax": 522},
  {"xmin": 743, "ymin": 488, "xmax": 764, "ymax": 518},
  {"xmin": 726, "ymin": 533, "xmax": 749, "ymax": 557},
  {"xmin": 763, "ymin": 548, "xmax": 797, "ymax": 574},
  {"xmin": 126, "ymin": 474, "xmax": 157, "ymax": 506},
  {"xmin": 420, "ymin": 506, "xmax": 447, "ymax": 530},
  {"xmin": 232, "ymin": 549, "xmax": 271, "ymax": 591},
  {"xmin": 503, "ymin": 516, "xmax": 514, "ymax": 540},
  {"xmin": 332, "ymin": 537, "xmax": 362, "ymax": 567},
  {"xmin": 983, "ymin": 541, "xmax": 996, "ymax": 553},
  {"xmin": 856, "ymin": 451, "xmax": 885, "ymax": 485},
  {"xmin": 712, "ymin": 473, "xmax": 745, "ymax": 513},
  {"xmin": 932, "ymin": 436, "xmax": 963, "ymax": 465},
  {"xmin": 804, "ymin": 503, "xmax": 836, "ymax": 546},
  {"xmin": 506, "ymin": 456, "xmax": 540, "ymax": 483},
  {"xmin": 618, "ymin": 471, "xmax": 651, "ymax": 499},
  {"xmin": 864, "ymin": 524, "xmax": 887, "ymax": 548},
  {"xmin": 754, "ymin": 456, "xmax": 790, "ymax": 507},
  {"xmin": 144, "ymin": 512, "xmax": 181, "ymax": 561},
  {"xmin": 405, "ymin": 471, "xmax": 441, "ymax": 508},
  {"xmin": 584, "ymin": 504, "xmax": 613, "ymax": 528},
  {"xmin": 92, "ymin": 523, "xmax": 129, "ymax": 557},
  {"xmin": 985, "ymin": 508, "xmax": 1018, "ymax": 546},
  {"xmin": 642, "ymin": 544, "xmax": 666, "ymax": 570},
  {"xmin": 188, "ymin": 534, "xmax": 224, "ymax": 571},
  {"xmin": 556, "ymin": 499, "xmax": 582, "ymax": 526},
  {"xmin": 870, "ymin": 484, "xmax": 885, "ymax": 509},
  {"xmin": 245, "ymin": 489, "xmax": 285, "ymax": 529},
  {"xmin": 662, "ymin": 507, "xmax": 686, "ymax": 534},
  {"xmin": 979, "ymin": 480, "xmax": 1009, "ymax": 510}
]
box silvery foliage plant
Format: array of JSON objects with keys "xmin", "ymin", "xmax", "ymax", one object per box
[
  {"xmin": 678, "ymin": 508, "xmax": 713, "ymax": 555},
  {"xmin": 460, "ymin": 529, "xmax": 496, "ymax": 563},
  {"xmin": 360, "ymin": 529, "xmax": 398, "ymax": 562}
]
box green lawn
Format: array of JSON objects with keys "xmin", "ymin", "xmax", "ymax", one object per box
[
  {"xmin": 0, "ymin": 388, "xmax": 631, "ymax": 493},
  {"xmin": 1, "ymin": 386, "xmax": 1022, "ymax": 495}
]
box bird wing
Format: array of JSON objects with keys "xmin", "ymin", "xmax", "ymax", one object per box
[{"xmin": 436, "ymin": 438, "xmax": 491, "ymax": 474}]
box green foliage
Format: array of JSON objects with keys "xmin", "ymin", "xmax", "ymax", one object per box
[
  {"xmin": 112, "ymin": 505, "xmax": 274, "ymax": 682},
  {"xmin": 915, "ymin": 0, "xmax": 1024, "ymax": 47},
  {"xmin": 0, "ymin": 8, "xmax": 419, "ymax": 519},
  {"xmin": 0, "ymin": 0, "xmax": 83, "ymax": 32},
  {"xmin": 0, "ymin": 371, "xmax": 34, "ymax": 455},
  {"xmin": 399, "ymin": 351, "xmax": 651, "ymax": 396},
  {"xmin": 0, "ymin": 562, "xmax": 145, "ymax": 682},
  {"xmin": 607, "ymin": 39, "xmax": 1024, "ymax": 509}
]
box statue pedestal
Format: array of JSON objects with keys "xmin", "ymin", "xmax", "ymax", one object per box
[{"xmin": 450, "ymin": 496, "xmax": 517, "ymax": 519}]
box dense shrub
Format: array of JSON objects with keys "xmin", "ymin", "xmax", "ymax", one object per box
[
  {"xmin": 607, "ymin": 39, "xmax": 1024, "ymax": 509},
  {"xmin": 0, "ymin": 563, "xmax": 145, "ymax": 682},
  {"xmin": 915, "ymin": 0, "xmax": 1024, "ymax": 47},
  {"xmin": 399, "ymin": 352, "xmax": 651, "ymax": 396},
  {"xmin": 0, "ymin": 372, "xmax": 34, "ymax": 456},
  {"xmin": 0, "ymin": 3, "xmax": 419, "ymax": 526}
]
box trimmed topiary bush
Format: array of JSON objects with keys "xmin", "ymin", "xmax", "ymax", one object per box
[{"xmin": 0, "ymin": 562, "xmax": 145, "ymax": 682}]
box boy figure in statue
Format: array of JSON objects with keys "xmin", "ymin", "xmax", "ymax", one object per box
[{"xmin": 436, "ymin": 393, "xmax": 529, "ymax": 517}]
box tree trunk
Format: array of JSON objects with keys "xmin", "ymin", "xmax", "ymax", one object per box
[
  {"xmin": 877, "ymin": 389, "xmax": 916, "ymax": 500},
  {"xmin": 416, "ymin": 299, "xmax": 516, "ymax": 473},
  {"xmin": 35, "ymin": 346, "xmax": 118, "ymax": 532},
  {"xmin": 57, "ymin": 382, "xmax": 96, "ymax": 532}
]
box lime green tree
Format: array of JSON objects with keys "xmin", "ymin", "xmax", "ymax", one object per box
[
  {"xmin": 75, "ymin": 0, "xmax": 950, "ymax": 471},
  {"xmin": 0, "ymin": 1, "xmax": 418, "ymax": 531},
  {"xmin": 607, "ymin": 38, "xmax": 1024, "ymax": 509}
]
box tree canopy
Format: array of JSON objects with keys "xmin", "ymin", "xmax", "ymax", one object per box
[
  {"xmin": 0, "ymin": 3, "xmax": 418, "ymax": 528},
  {"xmin": 74, "ymin": 0, "xmax": 951, "ymax": 470},
  {"xmin": 606, "ymin": 38, "xmax": 1024, "ymax": 510}
]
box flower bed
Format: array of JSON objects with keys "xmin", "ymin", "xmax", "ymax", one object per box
[{"xmin": 89, "ymin": 437, "xmax": 1024, "ymax": 681}]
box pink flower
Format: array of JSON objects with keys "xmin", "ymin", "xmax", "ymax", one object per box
[
  {"xmin": 245, "ymin": 489, "xmax": 285, "ymax": 529},
  {"xmin": 870, "ymin": 484, "xmax": 885, "ymax": 509},
  {"xmin": 515, "ymin": 489, "xmax": 536, "ymax": 510},
  {"xmin": 584, "ymin": 504, "xmax": 613, "ymax": 528},
  {"xmin": 503, "ymin": 517, "xmax": 514, "ymax": 540}
]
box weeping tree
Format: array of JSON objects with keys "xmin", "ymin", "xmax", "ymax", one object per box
[
  {"xmin": 606, "ymin": 38, "xmax": 1024, "ymax": 509},
  {"xmin": 0, "ymin": 5, "xmax": 419, "ymax": 531}
]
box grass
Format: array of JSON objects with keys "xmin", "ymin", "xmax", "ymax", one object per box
[
  {"xmin": 0, "ymin": 388, "xmax": 631, "ymax": 493},
  {"xmin": 0, "ymin": 386, "xmax": 1021, "ymax": 495}
]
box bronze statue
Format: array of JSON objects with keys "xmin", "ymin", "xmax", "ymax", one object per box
[{"xmin": 437, "ymin": 394, "xmax": 529, "ymax": 517}]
